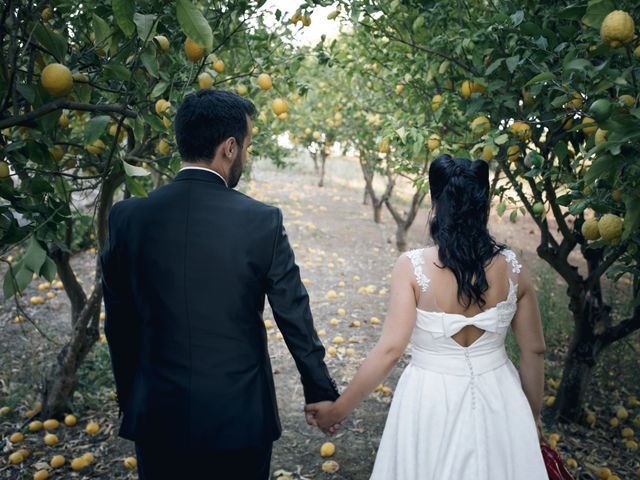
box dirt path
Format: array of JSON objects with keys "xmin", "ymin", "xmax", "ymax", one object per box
[{"xmin": 0, "ymin": 154, "xmax": 637, "ymax": 479}]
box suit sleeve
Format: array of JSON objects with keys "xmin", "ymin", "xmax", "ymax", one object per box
[
  {"xmin": 265, "ymin": 208, "xmax": 339, "ymax": 404},
  {"xmin": 101, "ymin": 204, "xmax": 140, "ymax": 413}
]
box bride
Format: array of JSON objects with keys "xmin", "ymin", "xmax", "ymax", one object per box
[{"xmin": 306, "ymin": 154, "xmax": 549, "ymax": 479}]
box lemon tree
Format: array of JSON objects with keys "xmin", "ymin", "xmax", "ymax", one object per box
[
  {"xmin": 0, "ymin": 0, "xmax": 300, "ymax": 417},
  {"xmin": 327, "ymin": 0, "xmax": 640, "ymax": 423}
]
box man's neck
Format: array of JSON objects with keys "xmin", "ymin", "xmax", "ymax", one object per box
[{"xmin": 181, "ymin": 162, "xmax": 228, "ymax": 184}]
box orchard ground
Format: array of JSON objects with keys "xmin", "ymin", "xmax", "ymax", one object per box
[{"xmin": 0, "ymin": 153, "xmax": 638, "ymax": 479}]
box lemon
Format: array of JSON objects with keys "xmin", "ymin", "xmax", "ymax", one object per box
[
  {"xmin": 581, "ymin": 219, "xmax": 600, "ymax": 240},
  {"xmin": 378, "ymin": 138, "xmax": 390, "ymax": 154},
  {"xmin": 71, "ymin": 457, "xmax": 88, "ymax": 471},
  {"xmin": 320, "ymin": 442, "xmax": 336, "ymax": 457},
  {"xmin": 580, "ymin": 117, "xmax": 597, "ymax": 135},
  {"xmin": 42, "ymin": 7, "xmax": 52, "ymax": 21},
  {"xmin": 329, "ymin": 318, "xmax": 339, "ymax": 326},
  {"xmin": 184, "ymin": 38, "xmax": 205, "ymax": 62},
  {"xmin": 198, "ymin": 72, "xmax": 213, "ymax": 89},
  {"xmin": 619, "ymin": 94, "xmax": 636, "ymax": 107},
  {"xmin": 470, "ymin": 116, "xmax": 490, "ymax": 135},
  {"xmin": 212, "ymin": 60, "xmax": 225, "ymax": 73},
  {"xmin": 41, "ymin": 63, "xmax": 73, "ymax": 96},
  {"xmin": 302, "ymin": 16, "xmax": 311, "ymax": 27},
  {"xmin": 461, "ymin": 80, "xmax": 473, "ymax": 99},
  {"xmin": 58, "ymin": 114, "xmax": 70, "ymax": 128},
  {"xmin": 545, "ymin": 394, "xmax": 555, "ymax": 406},
  {"xmin": 395, "ymin": 83, "xmax": 404, "ymax": 94},
  {"xmin": 351, "ymin": 320, "xmax": 361, "ymax": 327},
  {"xmin": 327, "ymin": 346, "xmax": 337, "ymax": 355},
  {"xmin": 82, "ymin": 452, "xmax": 95, "ymax": 464},
  {"xmin": 64, "ymin": 414, "xmax": 77, "ymax": 426},
  {"xmin": 86, "ymin": 139, "xmax": 106, "ymax": 155},
  {"xmin": 482, "ymin": 145, "xmax": 494, "ymax": 161},
  {"xmin": 325, "ymin": 290, "xmax": 337, "ymax": 300},
  {"xmin": 9, "ymin": 451, "xmax": 25, "ymax": 464},
  {"xmin": 29, "ymin": 420, "xmax": 44, "ymax": 432},
  {"xmin": 370, "ymin": 317, "xmax": 381, "ymax": 325},
  {"xmin": 155, "ymin": 99, "xmax": 171, "ymax": 116},
  {"xmin": 561, "ymin": 117, "xmax": 573, "ymax": 130},
  {"xmin": 431, "ymin": 94, "xmax": 443, "ymax": 111},
  {"xmin": 333, "ymin": 336, "xmax": 344, "ymax": 344},
  {"xmin": 600, "ymin": 11, "xmax": 635, "ymax": 48},
  {"xmin": 50, "ymin": 455, "xmax": 65, "ymax": 468},
  {"xmin": 589, "ymin": 98, "xmax": 612, "ymax": 123},
  {"xmin": 598, "ymin": 467, "xmax": 612, "ymax": 479},
  {"xmin": 327, "ymin": 9, "xmax": 340, "ymax": 20},
  {"xmin": 1, "ymin": 405, "xmax": 11, "ymax": 415},
  {"xmin": 622, "ymin": 427, "xmax": 634, "ymax": 438},
  {"xmin": 598, "ymin": 214, "xmax": 623, "ymax": 243},
  {"xmin": 271, "ymin": 98, "xmax": 289, "ymax": 115},
  {"xmin": 154, "ymin": 35, "xmax": 169, "ymax": 53},
  {"xmin": 85, "ymin": 421, "xmax": 100, "ymax": 435},
  {"xmin": 594, "ymin": 128, "xmax": 607, "ymax": 145},
  {"xmin": 586, "ymin": 413, "xmax": 596, "ymax": 425},
  {"xmin": 9, "ymin": 432, "xmax": 24, "ymax": 443},
  {"xmin": 43, "ymin": 419, "xmax": 59, "ymax": 430},
  {"xmin": 156, "ymin": 139, "xmax": 171, "ymax": 155},
  {"xmin": 0, "ymin": 161, "xmax": 9, "ymax": 179},
  {"xmin": 511, "ymin": 121, "xmax": 531, "ymax": 140},
  {"xmin": 33, "ymin": 470, "xmax": 49, "ymax": 480},
  {"xmin": 567, "ymin": 458, "xmax": 578, "ymax": 468},
  {"xmin": 44, "ymin": 433, "xmax": 59, "ymax": 446},
  {"xmin": 322, "ymin": 460, "xmax": 339, "ymax": 473},
  {"xmin": 124, "ymin": 456, "xmax": 137, "ymax": 469},
  {"xmin": 522, "ymin": 90, "xmax": 534, "ymax": 107},
  {"xmin": 565, "ymin": 92, "xmax": 583, "ymax": 110},
  {"xmin": 616, "ymin": 406, "xmax": 629, "ymax": 420},
  {"xmin": 257, "ymin": 73, "xmax": 272, "ymax": 90},
  {"xmin": 507, "ymin": 145, "xmax": 521, "ymax": 162},
  {"xmin": 427, "ymin": 133, "xmax": 441, "ymax": 151},
  {"xmin": 312, "ymin": 131, "xmax": 321, "ymax": 141}
]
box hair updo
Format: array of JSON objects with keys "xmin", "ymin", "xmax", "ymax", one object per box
[{"xmin": 428, "ymin": 154, "xmax": 506, "ymax": 309}]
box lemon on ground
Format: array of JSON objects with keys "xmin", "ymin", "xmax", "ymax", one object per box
[
  {"xmin": 322, "ymin": 460, "xmax": 339, "ymax": 473},
  {"xmin": 85, "ymin": 421, "xmax": 100, "ymax": 436},
  {"xmin": 124, "ymin": 457, "xmax": 137, "ymax": 469},
  {"xmin": 350, "ymin": 320, "xmax": 361, "ymax": 327},
  {"xmin": 598, "ymin": 467, "xmax": 612, "ymax": 479},
  {"xmin": 9, "ymin": 451, "xmax": 25, "ymax": 464},
  {"xmin": 594, "ymin": 128, "xmax": 607, "ymax": 145},
  {"xmin": 581, "ymin": 219, "xmax": 600, "ymax": 240},
  {"xmin": 567, "ymin": 458, "xmax": 578, "ymax": 468},
  {"xmin": 33, "ymin": 470, "xmax": 49, "ymax": 480},
  {"xmin": 431, "ymin": 94, "xmax": 443, "ymax": 111},
  {"xmin": 333, "ymin": 336, "xmax": 344, "ymax": 344},
  {"xmin": 64, "ymin": 414, "xmax": 77, "ymax": 426},
  {"xmin": 198, "ymin": 72, "xmax": 213, "ymax": 89},
  {"xmin": 598, "ymin": 214, "xmax": 623, "ymax": 243},
  {"xmin": 41, "ymin": 63, "xmax": 73, "ymax": 96},
  {"xmin": 82, "ymin": 452, "xmax": 95, "ymax": 464},
  {"xmin": 154, "ymin": 35, "xmax": 169, "ymax": 53},
  {"xmin": 622, "ymin": 427, "xmax": 634, "ymax": 438},
  {"xmin": 511, "ymin": 121, "xmax": 531, "ymax": 140},
  {"xmin": 44, "ymin": 433, "xmax": 59, "ymax": 446},
  {"xmin": 370, "ymin": 317, "xmax": 381, "ymax": 325},
  {"xmin": 586, "ymin": 413, "xmax": 596, "ymax": 425},
  {"xmin": 50, "ymin": 455, "xmax": 65, "ymax": 468},
  {"xmin": 329, "ymin": 318, "xmax": 339, "ymax": 326},
  {"xmin": 212, "ymin": 60, "xmax": 225, "ymax": 73},
  {"xmin": 320, "ymin": 442, "xmax": 336, "ymax": 457},
  {"xmin": 325, "ymin": 290, "xmax": 337, "ymax": 300},
  {"xmin": 184, "ymin": 38, "xmax": 205, "ymax": 62},
  {"xmin": 600, "ymin": 10, "xmax": 635, "ymax": 48},
  {"xmin": 327, "ymin": 346, "xmax": 337, "ymax": 355},
  {"xmin": 9, "ymin": 432, "xmax": 24, "ymax": 443},
  {"xmin": 272, "ymin": 98, "xmax": 289, "ymax": 115},
  {"xmin": 470, "ymin": 116, "xmax": 490, "ymax": 135},
  {"xmin": 29, "ymin": 420, "xmax": 44, "ymax": 432},
  {"xmin": 71, "ymin": 457, "xmax": 88, "ymax": 471},
  {"xmin": 609, "ymin": 417, "xmax": 620, "ymax": 427},
  {"xmin": 43, "ymin": 419, "xmax": 59, "ymax": 430},
  {"xmin": 257, "ymin": 73, "xmax": 272, "ymax": 90},
  {"xmin": 317, "ymin": 329, "xmax": 326, "ymax": 337},
  {"xmin": 0, "ymin": 406, "xmax": 11, "ymax": 415},
  {"xmin": 427, "ymin": 133, "xmax": 441, "ymax": 151},
  {"xmin": 616, "ymin": 406, "xmax": 629, "ymax": 420}
]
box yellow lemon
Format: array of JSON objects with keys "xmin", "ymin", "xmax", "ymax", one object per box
[
  {"xmin": 29, "ymin": 420, "xmax": 44, "ymax": 432},
  {"xmin": 272, "ymin": 98, "xmax": 289, "ymax": 115},
  {"xmin": 561, "ymin": 117, "xmax": 573, "ymax": 131},
  {"xmin": 320, "ymin": 442, "xmax": 336, "ymax": 457},
  {"xmin": 431, "ymin": 94, "xmax": 443, "ymax": 111},
  {"xmin": 322, "ymin": 460, "xmax": 339, "ymax": 473},
  {"xmin": 470, "ymin": 116, "xmax": 490, "ymax": 135},
  {"xmin": 325, "ymin": 290, "xmax": 337, "ymax": 300},
  {"xmin": 82, "ymin": 452, "xmax": 95, "ymax": 464},
  {"xmin": 370, "ymin": 317, "xmax": 381, "ymax": 325},
  {"xmin": 616, "ymin": 406, "xmax": 629, "ymax": 420},
  {"xmin": 511, "ymin": 121, "xmax": 531, "ymax": 140},
  {"xmin": 71, "ymin": 457, "xmax": 88, "ymax": 471},
  {"xmin": 58, "ymin": 114, "xmax": 69, "ymax": 128},
  {"xmin": 619, "ymin": 94, "xmax": 636, "ymax": 107},
  {"xmin": 482, "ymin": 145, "xmax": 494, "ymax": 161},
  {"xmin": 124, "ymin": 456, "xmax": 137, "ymax": 469},
  {"xmin": 156, "ymin": 139, "xmax": 171, "ymax": 155},
  {"xmin": 600, "ymin": 10, "xmax": 635, "ymax": 48},
  {"xmin": 198, "ymin": 72, "xmax": 213, "ymax": 89},
  {"xmin": 44, "ymin": 433, "xmax": 59, "ymax": 446},
  {"xmin": 33, "ymin": 470, "xmax": 49, "ymax": 480},
  {"xmin": 567, "ymin": 458, "xmax": 577, "ymax": 469},
  {"xmin": 329, "ymin": 318, "xmax": 339, "ymax": 326},
  {"xmin": 622, "ymin": 427, "xmax": 634, "ymax": 438},
  {"xmin": 0, "ymin": 161, "xmax": 9, "ymax": 178},
  {"xmin": 212, "ymin": 60, "xmax": 225, "ymax": 73},
  {"xmin": 155, "ymin": 99, "xmax": 171, "ymax": 116},
  {"xmin": 9, "ymin": 432, "xmax": 24, "ymax": 443},
  {"xmin": 64, "ymin": 414, "xmax": 77, "ymax": 426},
  {"xmin": 427, "ymin": 133, "xmax": 441, "ymax": 151},
  {"xmin": 236, "ymin": 84, "xmax": 248, "ymax": 96},
  {"xmin": 41, "ymin": 63, "xmax": 73, "ymax": 96},
  {"xmin": 42, "ymin": 7, "xmax": 53, "ymax": 21},
  {"xmin": 581, "ymin": 219, "xmax": 600, "ymax": 240},
  {"xmin": 257, "ymin": 73, "xmax": 272, "ymax": 90},
  {"xmin": 154, "ymin": 35, "xmax": 169, "ymax": 53},
  {"xmin": 85, "ymin": 421, "xmax": 100, "ymax": 436},
  {"xmin": 333, "ymin": 336, "xmax": 344, "ymax": 344},
  {"xmin": 594, "ymin": 128, "xmax": 607, "ymax": 145},
  {"xmin": 50, "ymin": 455, "xmax": 65, "ymax": 468},
  {"xmin": 86, "ymin": 139, "xmax": 106, "ymax": 155},
  {"xmin": 184, "ymin": 38, "xmax": 205, "ymax": 62},
  {"xmin": 507, "ymin": 145, "xmax": 521, "ymax": 162},
  {"xmin": 327, "ymin": 346, "xmax": 337, "ymax": 356},
  {"xmin": 580, "ymin": 117, "xmax": 598, "ymax": 135},
  {"xmin": 43, "ymin": 419, "xmax": 59, "ymax": 430},
  {"xmin": 378, "ymin": 138, "xmax": 390, "ymax": 154},
  {"xmin": 9, "ymin": 451, "xmax": 25, "ymax": 464},
  {"xmin": 598, "ymin": 214, "xmax": 623, "ymax": 243}
]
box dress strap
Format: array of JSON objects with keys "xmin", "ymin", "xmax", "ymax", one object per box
[
  {"xmin": 499, "ymin": 248, "xmax": 522, "ymax": 275},
  {"xmin": 404, "ymin": 249, "xmax": 430, "ymax": 292}
]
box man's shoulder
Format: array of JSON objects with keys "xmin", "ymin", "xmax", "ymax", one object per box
[{"xmin": 230, "ymin": 189, "xmax": 281, "ymax": 218}]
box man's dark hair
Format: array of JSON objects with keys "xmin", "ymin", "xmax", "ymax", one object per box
[{"xmin": 174, "ymin": 89, "xmax": 256, "ymax": 163}]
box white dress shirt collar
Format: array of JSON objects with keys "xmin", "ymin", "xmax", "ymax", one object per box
[{"xmin": 179, "ymin": 166, "xmax": 228, "ymax": 187}]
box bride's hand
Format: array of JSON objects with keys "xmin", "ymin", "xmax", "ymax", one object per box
[
  {"xmin": 305, "ymin": 401, "xmax": 346, "ymax": 435},
  {"xmin": 535, "ymin": 415, "xmax": 549, "ymax": 446}
]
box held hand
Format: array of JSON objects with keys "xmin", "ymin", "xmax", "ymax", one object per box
[
  {"xmin": 535, "ymin": 415, "xmax": 550, "ymax": 446},
  {"xmin": 305, "ymin": 401, "xmax": 347, "ymax": 435}
]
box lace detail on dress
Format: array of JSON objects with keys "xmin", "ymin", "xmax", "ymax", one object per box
[
  {"xmin": 405, "ymin": 249, "xmax": 430, "ymax": 292},
  {"xmin": 499, "ymin": 249, "xmax": 522, "ymax": 274}
]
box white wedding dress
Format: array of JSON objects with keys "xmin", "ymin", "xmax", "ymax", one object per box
[{"xmin": 370, "ymin": 248, "xmax": 549, "ymax": 479}]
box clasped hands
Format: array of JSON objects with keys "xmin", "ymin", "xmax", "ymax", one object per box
[{"xmin": 304, "ymin": 400, "xmax": 346, "ymax": 436}]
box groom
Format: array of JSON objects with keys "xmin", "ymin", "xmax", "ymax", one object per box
[{"xmin": 101, "ymin": 89, "xmax": 339, "ymax": 479}]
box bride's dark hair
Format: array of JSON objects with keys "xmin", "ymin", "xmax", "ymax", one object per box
[{"xmin": 428, "ymin": 154, "xmax": 506, "ymax": 309}]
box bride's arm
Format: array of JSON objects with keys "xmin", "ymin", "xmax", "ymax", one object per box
[
  {"xmin": 308, "ymin": 255, "xmax": 418, "ymax": 430},
  {"xmin": 510, "ymin": 262, "xmax": 546, "ymax": 428}
]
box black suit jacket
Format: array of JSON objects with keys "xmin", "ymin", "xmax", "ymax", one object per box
[{"xmin": 101, "ymin": 168, "xmax": 339, "ymax": 450}]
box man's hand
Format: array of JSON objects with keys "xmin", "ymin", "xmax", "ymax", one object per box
[{"xmin": 305, "ymin": 401, "xmax": 346, "ymax": 436}]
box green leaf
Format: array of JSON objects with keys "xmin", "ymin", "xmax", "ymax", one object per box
[
  {"xmin": 92, "ymin": 14, "xmax": 112, "ymax": 48},
  {"xmin": 134, "ymin": 13, "xmax": 156, "ymax": 42},
  {"xmin": 497, "ymin": 201, "xmax": 506, "ymax": 217},
  {"xmin": 509, "ymin": 210, "xmax": 518, "ymax": 223},
  {"xmin": 112, "ymin": 0, "xmax": 136, "ymax": 37},
  {"xmin": 83, "ymin": 115, "xmax": 110, "ymax": 144},
  {"xmin": 505, "ymin": 55, "xmax": 520, "ymax": 73},
  {"xmin": 511, "ymin": 10, "xmax": 524, "ymax": 27},
  {"xmin": 102, "ymin": 64, "xmax": 131, "ymax": 82},
  {"xmin": 3, "ymin": 262, "xmax": 33, "ymax": 299},
  {"xmin": 33, "ymin": 24, "xmax": 68, "ymax": 62},
  {"xmin": 122, "ymin": 160, "xmax": 150, "ymax": 177},
  {"xmin": 140, "ymin": 46, "xmax": 159, "ymax": 78},
  {"xmin": 494, "ymin": 134, "xmax": 509, "ymax": 145},
  {"xmin": 623, "ymin": 196, "xmax": 640, "ymax": 240},
  {"xmin": 565, "ymin": 59, "xmax": 592, "ymax": 71},
  {"xmin": 396, "ymin": 127, "xmax": 407, "ymax": 144},
  {"xmin": 176, "ymin": 0, "xmax": 213, "ymax": 51},
  {"xmin": 125, "ymin": 176, "xmax": 148, "ymax": 197},
  {"xmin": 412, "ymin": 16, "xmax": 425, "ymax": 32},
  {"xmin": 16, "ymin": 84, "xmax": 36, "ymax": 105},
  {"xmin": 585, "ymin": 155, "xmax": 614, "ymax": 184},
  {"xmin": 581, "ymin": 0, "xmax": 614, "ymax": 29},
  {"xmin": 485, "ymin": 58, "xmax": 503, "ymax": 76},
  {"xmin": 23, "ymin": 236, "xmax": 47, "ymax": 273},
  {"xmin": 150, "ymin": 80, "xmax": 169, "ymax": 98},
  {"xmin": 525, "ymin": 71, "xmax": 555, "ymax": 86},
  {"xmin": 559, "ymin": 5, "xmax": 587, "ymax": 20},
  {"xmin": 41, "ymin": 256, "xmax": 57, "ymax": 282}
]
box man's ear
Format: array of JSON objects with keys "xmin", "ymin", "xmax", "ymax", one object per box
[{"xmin": 222, "ymin": 137, "xmax": 237, "ymax": 158}]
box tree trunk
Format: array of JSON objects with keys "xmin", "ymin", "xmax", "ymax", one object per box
[
  {"xmin": 318, "ymin": 149, "xmax": 327, "ymax": 187},
  {"xmin": 373, "ymin": 203, "xmax": 383, "ymax": 224},
  {"xmin": 363, "ymin": 188, "xmax": 370, "ymax": 205},
  {"xmin": 42, "ymin": 173, "xmax": 122, "ymax": 418},
  {"xmin": 310, "ymin": 151, "xmax": 319, "ymax": 173},
  {"xmin": 395, "ymin": 223, "xmax": 408, "ymax": 252}
]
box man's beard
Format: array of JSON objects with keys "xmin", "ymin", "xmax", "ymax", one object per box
[{"xmin": 228, "ymin": 149, "xmax": 243, "ymax": 189}]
